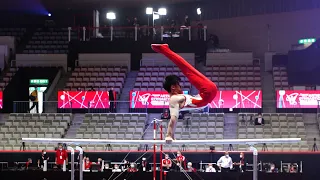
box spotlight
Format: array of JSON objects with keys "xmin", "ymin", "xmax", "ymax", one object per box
[
  {"xmin": 106, "ymin": 12, "xmax": 116, "ymax": 20},
  {"xmin": 48, "ymin": 13, "xmax": 51, "ymax": 17},
  {"xmin": 158, "ymin": 8, "xmax": 167, "ymax": 16},
  {"xmin": 197, "ymin": 8, "xmax": 201, "ymax": 15},
  {"xmin": 146, "ymin": 7, "xmax": 153, "ymax": 15}
]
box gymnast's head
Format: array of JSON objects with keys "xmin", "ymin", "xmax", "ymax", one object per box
[{"xmin": 163, "ymin": 75, "xmax": 182, "ymax": 94}]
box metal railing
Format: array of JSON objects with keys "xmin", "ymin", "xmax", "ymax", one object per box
[
  {"xmin": 70, "ymin": 25, "xmax": 208, "ymax": 42},
  {"xmin": 12, "ymin": 101, "xmax": 149, "ymax": 114}
]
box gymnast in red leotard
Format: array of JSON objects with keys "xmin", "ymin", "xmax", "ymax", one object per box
[{"xmin": 151, "ymin": 44, "xmax": 218, "ymax": 143}]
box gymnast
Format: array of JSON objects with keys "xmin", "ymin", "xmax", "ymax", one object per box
[{"xmin": 151, "ymin": 44, "xmax": 218, "ymax": 143}]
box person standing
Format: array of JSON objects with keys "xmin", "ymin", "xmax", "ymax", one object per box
[
  {"xmin": 174, "ymin": 151, "xmax": 186, "ymax": 171},
  {"xmin": 38, "ymin": 149, "xmax": 49, "ymax": 169},
  {"xmin": 109, "ymin": 87, "xmax": 115, "ymax": 113},
  {"xmin": 234, "ymin": 152, "xmax": 246, "ymax": 172},
  {"xmin": 84, "ymin": 157, "xmax": 92, "ymax": 170},
  {"xmin": 55, "ymin": 144, "xmax": 68, "ymax": 169},
  {"xmin": 162, "ymin": 154, "xmax": 172, "ymax": 171},
  {"xmin": 217, "ymin": 151, "xmax": 233, "ymax": 172},
  {"xmin": 125, "ymin": 17, "xmax": 132, "ymax": 39},
  {"xmin": 29, "ymin": 86, "xmax": 39, "ymax": 113}
]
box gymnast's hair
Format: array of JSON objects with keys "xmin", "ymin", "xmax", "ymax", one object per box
[{"xmin": 163, "ymin": 75, "xmax": 181, "ymax": 93}]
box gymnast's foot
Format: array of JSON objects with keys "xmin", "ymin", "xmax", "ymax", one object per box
[
  {"xmin": 165, "ymin": 134, "xmax": 176, "ymax": 144},
  {"xmin": 151, "ymin": 44, "xmax": 169, "ymax": 53}
]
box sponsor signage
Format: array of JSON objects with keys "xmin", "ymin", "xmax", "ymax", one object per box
[
  {"xmin": 58, "ymin": 91, "xmax": 109, "ymax": 109},
  {"xmin": 277, "ymin": 90, "xmax": 320, "ymax": 108},
  {"xmin": 130, "ymin": 90, "xmax": 262, "ymax": 109}
]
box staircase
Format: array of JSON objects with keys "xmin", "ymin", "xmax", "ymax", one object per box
[
  {"xmin": 261, "ymin": 62, "xmax": 276, "ymax": 113},
  {"xmin": 0, "ymin": 114, "xmax": 9, "ymax": 125},
  {"xmin": 303, "ymin": 113, "xmax": 320, "ymax": 147},
  {"xmin": 44, "ymin": 70, "xmax": 72, "ymax": 113},
  {"xmin": 223, "ymin": 113, "xmax": 238, "ymax": 150},
  {"xmin": 117, "ymin": 71, "xmax": 138, "ymax": 113},
  {"xmin": 139, "ymin": 113, "xmax": 162, "ymax": 150},
  {"xmin": 65, "ymin": 114, "xmax": 85, "ymax": 138}
]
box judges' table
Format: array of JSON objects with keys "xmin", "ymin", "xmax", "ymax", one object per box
[{"xmin": 0, "ymin": 171, "xmax": 304, "ymax": 180}]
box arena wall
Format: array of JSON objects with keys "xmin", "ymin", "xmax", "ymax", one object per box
[{"xmin": 204, "ymin": 9, "xmax": 320, "ymax": 57}]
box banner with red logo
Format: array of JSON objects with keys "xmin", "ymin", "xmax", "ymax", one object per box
[
  {"xmin": 276, "ymin": 90, "xmax": 320, "ymax": 108},
  {"xmin": 208, "ymin": 90, "xmax": 262, "ymax": 109},
  {"xmin": 130, "ymin": 90, "xmax": 262, "ymax": 109},
  {"xmin": 130, "ymin": 91, "xmax": 171, "ymax": 108},
  {"xmin": 0, "ymin": 91, "xmax": 3, "ymax": 109},
  {"xmin": 58, "ymin": 91, "xmax": 109, "ymax": 109}
]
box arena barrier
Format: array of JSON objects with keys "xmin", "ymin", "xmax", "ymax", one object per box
[{"xmin": 22, "ymin": 133, "xmax": 300, "ymax": 180}]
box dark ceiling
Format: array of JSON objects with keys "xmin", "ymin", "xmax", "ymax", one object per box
[{"xmin": 41, "ymin": 0, "xmax": 202, "ymax": 9}]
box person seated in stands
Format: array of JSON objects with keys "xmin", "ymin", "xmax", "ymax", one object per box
[
  {"xmin": 255, "ymin": 113, "xmax": 265, "ymax": 125},
  {"xmin": 186, "ymin": 162, "xmax": 196, "ymax": 172},
  {"xmin": 205, "ymin": 163, "xmax": 216, "ymax": 172},
  {"xmin": 84, "ymin": 157, "xmax": 92, "ymax": 170},
  {"xmin": 127, "ymin": 163, "xmax": 138, "ymax": 172},
  {"xmin": 112, "ymin": 164, "xmax": 121, "ymax": 172},
  {"xmin": 161, "ymin": 109, "xmax": 170, "ymax": 120},
  {"xmin": 162, "ymin": 154, "xmax": 172, "ymax": 172}
]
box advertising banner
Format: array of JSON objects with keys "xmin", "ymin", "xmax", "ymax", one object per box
[
  {"xmin": 130, "ymin": 90, "xmax": 262, "ymax": 109},
  {"xmin": 58, "ymin": 91, "xmax": 109, "ymax": 109},
  {"xmin": 208, "ymin": 90, "xmax": 262, "ymax": 109},
  {"xmin": 277, "ymin": 90, "xmax": 320, "ymax": 108},
  {"xmin": 0, "ymin": 91, "xmax": 2, "ymax": 109}
]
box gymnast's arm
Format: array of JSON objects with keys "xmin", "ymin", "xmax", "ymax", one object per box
[{"xmin": 168, "ymin": 95, "xmax": 185, "ymax": 136}]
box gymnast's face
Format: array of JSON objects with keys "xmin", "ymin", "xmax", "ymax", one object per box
[{"xmin": 171, "ymin": 83, "xmax": 183, "ymax": 94}]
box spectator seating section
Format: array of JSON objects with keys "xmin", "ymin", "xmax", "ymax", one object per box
[
  {"xmin": 0, "ymin": 68, "xmax": 18, "ymax": 91},
  {"xmin": 273, "ymin": 67, "xmax": 290, "ymax": 90},
  {"xmin": 0, "ymin": 28, "xmax": 26, "ymax": 43},
  {"xmin": 205, "ymin": 65, "xmax": 261, "ymax": 90},
  {"xmin": 76, "ymin": 113, "xmax": 147, "ymax": 151},
  {"xmin": 65, "ymin": 66, "xmax": 127, "ymax": 93},
  {"xmin": 161, "ymin": 113, "xmax": 225, "ymax": 151},
  {"xmin": 134, "ymin": 66, "xmax": 192, "ymax": 92},
  {"xmin": 238, "ymin": 113, "xmax": 308, "ymax": 151},
  {"xmin": 0, "ymin": 113, "xmax": 71, "ymax": 150},
  {"xmin": 273, "ymin": 66, "xmax": 315, "ymax": 90},
  {"xmin": 23, "ymin": 28, "xmax": 77, "ymax": 54}
]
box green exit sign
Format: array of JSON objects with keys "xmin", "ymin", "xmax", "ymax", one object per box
[
  {"xmin": 30, "ymin": 79, "xmax": 49, "ymax": 85},
  {"xmin": 298, "ymin": 38, "xmax": 316, "ymax": 44}
]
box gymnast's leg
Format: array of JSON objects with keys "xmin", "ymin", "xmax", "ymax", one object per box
[{"xmin": 152, "ymin": 44, "xmax": 218, "ymax": 106}]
